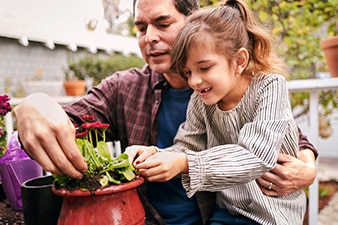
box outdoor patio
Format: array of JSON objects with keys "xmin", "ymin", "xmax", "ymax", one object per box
[
  {"xmin": 0, "ymin": 1, "xmax": 337, "ymax": 224},
  {"xmin": 2, "ymin": 77, "xmax": 338, "ymax": 225}
]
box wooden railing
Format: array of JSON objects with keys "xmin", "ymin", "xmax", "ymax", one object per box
[
  {"xmin": 287, "ymin": 77, "xmax": 338, "ymax": 225},
  {"xmin": 5, "ymin": 77, "xmax": 338, "ymax": 224}
]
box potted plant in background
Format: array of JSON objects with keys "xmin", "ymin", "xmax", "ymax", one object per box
[
  {"xmin": 319, "ymin": 0, "xmax": 338, "ymax": 77},
  {"xmin": 52, "ymin": 115, "xmax": 145, "ymax": 225},
  {"xmin": 63, "ymin": 69, "xmax": 87, "ymax": 96},
  {"xmin": 66, "ymin": 54, "xmax": 145, "ymax": 86}
]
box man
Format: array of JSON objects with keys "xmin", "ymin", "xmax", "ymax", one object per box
[{"xmin": 14, "ymin": 0, "xmax": 317, "ymax": 224}]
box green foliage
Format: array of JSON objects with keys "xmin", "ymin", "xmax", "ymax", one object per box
[
  {"xmin": 53, "ymin": 118, "xmax": 137, "ymax": 191},
  {"xmin": 202, "ymin": 0, "xmax": 337, "ymax": 79},
  {"xmin": 248, "ymin": 0, "xmax": 333, "ymax": 80},
  {"xmin": 202, "ymin": 0, "xmax": 338, "ymax": 126},
  {"xmin": 66, "ymin": 54, "xmax": 145, "ymax": 86},
  {"xmin": 303, "ymin": 184, "xmax": 332, "ymax": 199},
  {"xmin": 199, "ymin": 0, "xmax": 219, "ymax": 7},
  {"xmin": 326, "ymin": 0, "xmax": 338, "ymax": 36},
  {"xmin": 247, "ymin": 0, "xmax": 338, "ymax": 121},
  {"xmin": 291, "ymin": 90, "xmax": 338, "ymax": 120}
]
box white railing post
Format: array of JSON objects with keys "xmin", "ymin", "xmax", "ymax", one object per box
[
  {"xmin": 5, "ymin": 112, "xmax": 14, "ymax": 146},
  {"xmin": 308, "ymin": 90, "xmax": 319, "ymax": 225},
  {"xmin": 287, "ymin": 77, "xmax": 338, "ymax": 225}
]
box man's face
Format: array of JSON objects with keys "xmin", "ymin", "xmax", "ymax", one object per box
[{"xmin": 134, "ymin": 0, "xmax": 187, "ymax": 74}]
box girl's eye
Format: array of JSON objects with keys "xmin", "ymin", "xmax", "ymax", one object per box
[{"xmin": 200, "ymin": 66, "xmax": 211, "ymax": 71}]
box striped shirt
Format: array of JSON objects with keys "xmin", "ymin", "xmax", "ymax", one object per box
[{"xmin": 167, "ymin": 74, "xmax": 306, "ymax": 224}]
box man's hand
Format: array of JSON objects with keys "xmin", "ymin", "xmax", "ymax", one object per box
[
  {"xmin": 257, "ymin": 150, "xmax": 316, "ymax": 196},
  {"xmin": 14, "ymin": 93, "xmax": 87, "ymax": 179}
]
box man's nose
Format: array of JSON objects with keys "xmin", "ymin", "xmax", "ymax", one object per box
[{"xmin": 145, "ymin": 26, "xmax": 160, "ymax": 43}]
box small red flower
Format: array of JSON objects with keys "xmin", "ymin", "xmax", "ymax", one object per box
[
  {"xmin": 81, "ymin": 122, "xmax": 100, "ymax": 130},
  {"xmin": 96, "ymin": 123, "xmax": 110, "ymax": 129},
  {"xmin": 81, "ymin": 115, "xmax": 95, "ymax": 122},
  {"xmin": 76, "ymin": 130, "xmax": 89, "ymax": 138}
]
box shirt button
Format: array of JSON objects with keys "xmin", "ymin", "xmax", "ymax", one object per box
[{"xmin": 155, "ymin": 100, "xmax": 159, "ymax": 104}]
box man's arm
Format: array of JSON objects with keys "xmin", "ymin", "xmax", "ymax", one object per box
[
  {"xmin": 257, "ymin": 128, "xmax": 317, "ymax": 196},
  {"xmin": 14, "ymin": 93, "xmax": 87, "ymax": 178}
]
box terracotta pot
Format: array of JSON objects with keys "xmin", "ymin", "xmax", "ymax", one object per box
[
  {"xmin": 52, "ymin": 176, "xmax": 145, "ymax": 225},
  {"xmin": 320, "ymin": 36, "xmax": 338, "ymax": 77},
  {"xmin": 63, "ymin": 80, "xmax": 86, "ymax": 96}
]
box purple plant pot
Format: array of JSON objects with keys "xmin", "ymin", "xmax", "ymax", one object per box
[{"xmin": 0, "ymin": 159, "xmax": 43, "ymax": 210}]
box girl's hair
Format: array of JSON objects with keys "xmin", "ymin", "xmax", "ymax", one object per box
[{"xmin": 170, "ymin": 0, "xmax": 287, "ymax": 79}]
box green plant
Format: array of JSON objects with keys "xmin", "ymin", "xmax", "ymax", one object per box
[
  {"xmin": 325, "ymin": 0, "xmax": 338, "ymax": 37},
  {"xmin": 66, "ymin": 54, "xmax": 145, "ymax": 86},
  {"xmin": 202, "ymin": 0, "xmax": 336, "ymax": 78},
  {"xmin": 53, "ymin": 115, "xmax": 137, "ymax": 192},
  {"xmin": 303, "ymin": 183, "xmax": 332, "ymax": 199},
  {"xmin": 64, "ymin": 67, "xmax": 86, "ymax": 81},
  {"xmin": 246, "ymin": 0, "xmax": 338, "ymax": 136}
]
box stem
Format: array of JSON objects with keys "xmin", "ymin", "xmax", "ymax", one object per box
[
  {"xmin": 95, "ymin": 128, "xmax": 99, "ymax": 146},
  {"xmin": 88, "ymin": 129, "xmax": 93, "ymax": 146}
]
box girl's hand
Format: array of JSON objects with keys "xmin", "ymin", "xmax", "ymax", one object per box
[
  {"xmin": 124, "ymin": 145, "xmax": 158, "ymax": 167},
  {"xmin": 134, "ymin": 151, "xmax": 188, "ymax": 182}
]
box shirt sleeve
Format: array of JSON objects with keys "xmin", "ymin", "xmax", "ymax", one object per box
[{"xmin": 298, "ymin": 127, "xmax": 318, "ymax": 159}]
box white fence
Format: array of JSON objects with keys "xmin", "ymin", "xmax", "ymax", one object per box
[
  {"xmin": 287, "ymin": 77, "xmax": 338, "ymax": 225},
  {"xmin": 5, "ymin": 77, "xmax": 338, "ymax": 225}
]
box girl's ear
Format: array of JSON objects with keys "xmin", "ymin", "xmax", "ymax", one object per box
[{"xmin": 235, "ymin": 48, "xmax": 249, "ymax": 74}]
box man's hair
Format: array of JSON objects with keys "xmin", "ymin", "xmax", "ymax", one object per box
[{"xmin": 133, "ymin": 0, "xmax": 200, "ymax": 17}]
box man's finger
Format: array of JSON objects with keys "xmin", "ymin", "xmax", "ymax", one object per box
[{"xmin": 277, "ymin": 153, "xmax": 293, "ymax": 163}]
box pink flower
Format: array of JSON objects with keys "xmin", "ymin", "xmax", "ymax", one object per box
[
  {"xmin": 95, "ymin": 123, "xmax": 110, "ymax": 129},
  {"xmin": 76, "ymin": 130, "xmax": 89, "ymax": 138},
  {"xmin": 75, "ymin": 116, "xmax": 110, "ymax": 145},
  {"xmin": 0, "ymin": 95, "xmax": 11, "ymax": 116},
  {"xmin": 81, "ymin": 122, "xmax": 101, "ymax": 130},
  {"xmin": 81, "ymin": 115, "xmax": 95, "ymax": 122},
  {"xmin": 0, "ymin": 95, "xmax": 11, "ymax": 156}
]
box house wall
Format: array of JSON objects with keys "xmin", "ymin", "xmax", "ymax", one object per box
[{"xmin": 0, "ymin": 37, "xmax": 109, "ymax": 96}]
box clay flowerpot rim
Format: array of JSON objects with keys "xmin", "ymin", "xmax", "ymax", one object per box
[
  {"xmin": 320, "ymin": 36, "xmax": 338, "ymax": 50},
  {"xmin": 52, "ymin": 176, "xmax": 144, "ymax": 197}
]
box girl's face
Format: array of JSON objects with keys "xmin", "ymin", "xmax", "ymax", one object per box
[{"xmin": 183, "ymin": 47, "xmax": 248, "ymax": 110}]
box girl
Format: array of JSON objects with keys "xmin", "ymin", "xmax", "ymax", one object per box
[{"xmin": 127, "ymin": 0, "xmax": 306, "ymax": 224}]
